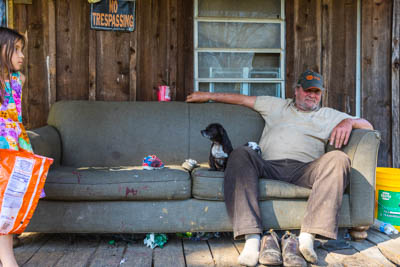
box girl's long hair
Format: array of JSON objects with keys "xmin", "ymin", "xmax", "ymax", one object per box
[{"xmin": 0, "ymin": 27, "xmax": 25, "ymax": 105}]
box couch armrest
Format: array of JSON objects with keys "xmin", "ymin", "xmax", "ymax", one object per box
[
  {"xmin": 328, "ymin": 129, "xmax": 381, "ymax": 226},
  {"xmin": 27, "ymin": 125, "xmax": 62, "ymax": 166}
]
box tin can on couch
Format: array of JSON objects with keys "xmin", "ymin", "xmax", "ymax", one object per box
[{"xmin": 158, "ymin": 85, "xmax": 171, "ymax": 101}]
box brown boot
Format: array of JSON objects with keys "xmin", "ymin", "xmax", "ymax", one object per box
[
  {"xmin": 259, "ymin": 229, "xmax": 282, "ymax": 266},
  {"xmin": 281, "ymin": 231, "xmax": 307, "ymax": 267}
]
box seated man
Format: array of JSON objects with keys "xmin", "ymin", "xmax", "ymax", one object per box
[{"xmin": 186, "ymin": 70, "xmax": 373, "ymax": 266}]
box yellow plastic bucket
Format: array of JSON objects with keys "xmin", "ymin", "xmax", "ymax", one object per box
[{"xmin": 375, "ymin": 167, "xmax": 400, "ymax": 231}]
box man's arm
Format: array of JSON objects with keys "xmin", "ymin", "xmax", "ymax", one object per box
[
  {"xmin": 186, "ymin": 91, "xmax": 256, "ymax": 109},
  {"xmin": 330, "ymin": 118, "xmax": 374, "ymax": 148}
]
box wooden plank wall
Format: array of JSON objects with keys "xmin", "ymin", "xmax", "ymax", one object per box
[
  {"xmin": 392, "ymin": 0, "xmax": 400, "ymax": 168},
  {"xmin": 285, "ymin": 0, "xmax": 322, "ymax": 99},
  {"xmin": 14, "ymin": 0, "xmax": 50, "ymax": 129},
  {"xmin": 56, "ymin": 1, "xmax": 90, "ymax": 101},
  {"xmin": 12, "ymin": 0, "xmax": 193, "ymax": 125},
  {"xmin": 321, "ymin": 0, "xmax": 357, "ymax": 115},
  {"xmin": 286, "ymin": 0, "xmax": 357, "ymax": 114},
  {"xmin": 286, "ymin": 0, "xmax": 393, "ymax": 167},
  {"xmin": 12, "ymin": 0, "xmax": 396, "ymax": 166},
  {"xmin": 361, "ymin": 0, "xmax": 393, "ymax": 167}
]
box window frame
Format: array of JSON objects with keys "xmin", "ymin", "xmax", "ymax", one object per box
[{"xmin": 194, "ymin": 0, "xmax": 286, "ymax": 98}]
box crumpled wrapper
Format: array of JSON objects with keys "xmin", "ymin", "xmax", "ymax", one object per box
[
  {"xmin": 176, "ymin": 232, "xmax": 220, "ymax": 241},
  {"xmin": 144, "ymin": 233, "xmax": 168, "ymax": 249}
]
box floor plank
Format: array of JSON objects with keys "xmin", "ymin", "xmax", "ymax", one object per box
[
  {"xmin": 350, "ymin": 239, "xmax": 395, "ymax": 267},
  {"xmin": 325, "ymin": 246, "xmax": 388, "ymax": 267},
  {"xmin": 88, "ymin": 238, "xmax": 125, "ymax": 267},
  {"xmin": 389, "ymin": 232, "xmax": 400, "ymax": 239},
  {"xmin": 121, "ymin": 241, "xmax": 152, "ymax": 267},
  {"xmin": 232, "ymin": 239, "xmax": 244, "ymax": 254},
  {"xmin": 341, "ymin": 253, "xmax": 384, "ymax": 267},
  {"xmin": 153, "ymin": 238, "xmax": 185, "ymax": 267},
  {"xmin": 366, "ymin": 229, "xmax": 392, "ymax": 244},
  {"xmin": 208, "ymin": 238, "xmax": 240, "ymax": 267},
  {"xmin": 54, "ymin": 235, "xmax": 100, "ymax": 267},
  {"xmin": 324, "ymin": 248, "xmax": 358, "ymax": 266},
  {"xmin": 376, "ymin": 238, "xmax": 400, "ymax": 266},
  {"xmin": 7, "ymin": 232, "xmax": 400, "ymax": 267},
  {"xmin": 22, "ymin": 235, "xmax": 67, "ymax": 267},
  {"xmin": 183, "ymin": 239, "xmax": 215, "ymax": 267},
  {"xmin": 14, "ymin": 233, "xmax": 50, "ymax": 266},
  {"xmin": 311, "ymin": 248, "xmax": 332, "ymax": 267}
]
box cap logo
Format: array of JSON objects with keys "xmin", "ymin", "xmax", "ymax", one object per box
[{"xmin": 305, "ymin": 75, "xmax": 320, "ymax": 81}]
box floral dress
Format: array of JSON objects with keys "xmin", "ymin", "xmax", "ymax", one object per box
[
  {"xmin": 0, "ymin": 72, "xmax": 45, "ymax": 199},
  {"xmin": 0, "ymin": 72, "xmax": 32, "ymax": 152}
]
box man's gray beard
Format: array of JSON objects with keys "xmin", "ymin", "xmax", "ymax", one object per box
[
  {"xmin": 309, "ymin": 104, "xmax": 320, "ymax": 111},
  {"xmin": 295, "ymin": 101, "xmax": 320, "ymax": 112}
]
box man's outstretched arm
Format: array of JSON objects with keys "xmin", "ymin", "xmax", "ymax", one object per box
[
  {"xmin": 186, "ymin": 92, "xmax": 256, "ymax": 109},
  {"xmin": 330, "ymin": 118, "xmax": 374, "ymax": 149}
]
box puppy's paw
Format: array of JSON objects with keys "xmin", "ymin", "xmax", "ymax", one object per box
[
  {"xmin": 182, "ymin": 159, "xmax": 199, "ymax": 172},
  {"xmin": 245, "ymin": 141, "xmax": 262, "ymax": 155}
]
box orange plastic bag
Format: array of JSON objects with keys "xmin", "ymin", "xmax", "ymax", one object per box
[{"xmin": 0, "ymin": 149, "xmax": 53, "ymax": 234}]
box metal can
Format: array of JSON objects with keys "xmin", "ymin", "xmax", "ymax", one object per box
[{"xmin": 158, "ymin": 85, "xmax": 171, "ymax": 101}]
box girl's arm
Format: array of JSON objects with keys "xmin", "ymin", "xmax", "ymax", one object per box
[{"xmin": 20, "ymin": 73, "xmax": 25, "ymax": 87}]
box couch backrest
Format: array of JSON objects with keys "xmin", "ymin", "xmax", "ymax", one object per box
[{"xmin": 47, "ymin": 101, "xmax": 264, "ymax": 167}]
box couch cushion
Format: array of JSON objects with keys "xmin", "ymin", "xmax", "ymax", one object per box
[
  {"xmin": 47, "ymin": 101, "xmax": 189, "ymax": 167},
  {"xmin": 192, "ymin": 168, "xmax": 311, "ymax": 200},
  {"xmin": 43, "ymin": 165, "xmax": 191, "ymax": 200}
]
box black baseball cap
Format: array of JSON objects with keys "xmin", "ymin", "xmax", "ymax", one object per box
[{"xmin": 297, "ymin": 70, "xmax": 324, "ymax": 91}]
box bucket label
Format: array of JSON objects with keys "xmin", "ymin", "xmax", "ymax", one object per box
[{"xmin": 377, "ymin": 189, "xmax": 400, "ymax": 226}]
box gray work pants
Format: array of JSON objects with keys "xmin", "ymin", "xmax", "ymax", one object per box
[{"xmin": 224, "ymin": 146, "xmax": 350, "ymax": 240}]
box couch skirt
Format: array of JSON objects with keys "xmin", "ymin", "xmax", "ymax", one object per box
[{"xmin": 26, "ymin": 197, "xmax": 353, "ymax": 233}]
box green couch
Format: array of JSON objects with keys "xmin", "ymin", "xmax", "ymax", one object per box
[{"xmin": 25, "ymin": 101, "xmax": 380, "ymax": 234}]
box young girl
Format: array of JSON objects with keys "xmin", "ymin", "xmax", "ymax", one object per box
[{"xmin": 0, "ymin": 27, "xmax": 33, "ymax": 267}]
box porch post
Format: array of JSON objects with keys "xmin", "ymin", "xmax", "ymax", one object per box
[{"xmin": 392, "ymin": 0, "xmax": 400, "ymax": 168}]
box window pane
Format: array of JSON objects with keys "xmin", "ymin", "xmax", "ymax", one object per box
[
  {"xmin": 198, "ymin": 22, "xmax": 280, "ymax": 49},
  {"xmin": 198, "ymin": 0, "xmax": 281, "ymax": 19},
  {"xmin": 199, "ymin": 83, "xmax": 280, "ymax": 96},
  {"xmin": 200, "ymin": 83, "xmax": 241, "ymax": 94},
  {"xmin": 249, "ymin": 83, "xmax": 281, "ymax": 96},
  {"xmin": 199, "ymin": 52, "xmax": 280, "ymax": 78}
]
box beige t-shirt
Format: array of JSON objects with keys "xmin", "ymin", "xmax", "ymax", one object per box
[{"xmin": 253, "ymin": 96, "xmax": 356, "ymax": 163}]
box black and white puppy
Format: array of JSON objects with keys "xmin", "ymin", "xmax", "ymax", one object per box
[{"xmin": 201, "ymin": 123, "xmax": 233, "ymax": 171}]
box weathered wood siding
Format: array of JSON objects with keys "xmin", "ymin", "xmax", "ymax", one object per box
[
  {"xmin": 286, "ymin": 0, "xmax": 392, "ymax": 167},
  {"xmin": 285, "ymin": 0, "xmax": 323, "ymax": 99},
  {"xmin": 12, "ymin": 0, "xmax": 397, "ymax": 166},
  {"xmin": 392, "ymin": 0, "xmax": 399, "ymax": 168},
  {"xmin": 56, "ymin": 1, "xmax": 89, "ymax": 101},
  {"xmin": 361, "ymin": 0, "xmax": 393, "ymax": 167},
  {"xmin": 13, "ymin": 0, "xmax": 193, "ymax": 125},
  {"xmin": 286, "ymin": 0, "xmax": 357, "ymax": 114}
]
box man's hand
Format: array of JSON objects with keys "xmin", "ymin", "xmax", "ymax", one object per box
[
  {"xmin": 186, "ymin": 92, "xmax": 211, "ymax": 103},
  {"xmin": 330, "ymin": 118, "xmax": 374, "ymax": 149},
  {"xmin": 330, "ymin": 118, "xmax": 353, "ymax": 149}
]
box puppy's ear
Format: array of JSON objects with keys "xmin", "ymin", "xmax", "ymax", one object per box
[
  {"xmin": 220, "ymin": 127, "xmax": 233, "ymax": 154},
  {"xmin": 218, "ymin": 126, "xmax": 227, "ymax": 138}
]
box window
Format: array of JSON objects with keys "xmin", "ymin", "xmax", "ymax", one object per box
[
  {"xmin": 0, "ymin": 0, "xmax": 7, "ymax": 27},
  {"xmin": 194, "ymin": 0, "xmax": 285, "ymax": 97}
]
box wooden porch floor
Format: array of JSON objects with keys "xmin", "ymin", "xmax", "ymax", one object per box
[{"xmin": 5, "ymin": 228, "xmax": 400, "ymax": 267}]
